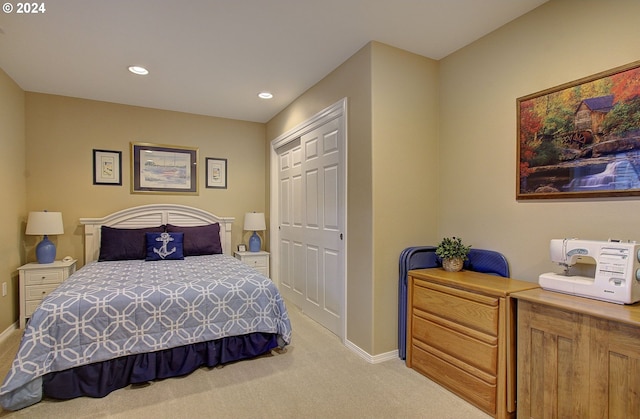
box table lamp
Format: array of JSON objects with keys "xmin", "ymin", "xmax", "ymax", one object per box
[
  {"xmin": 244, "ymin": 212, "xmax": 266, "ymax": 252},
  {"xmin": 26, "ymin": 211, "xmax": 64, "ymax": 264}
]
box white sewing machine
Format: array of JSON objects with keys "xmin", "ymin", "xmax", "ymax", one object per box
[{"xmin": 539, "ymin": 238, "xmax": 640, "ymax": 304}]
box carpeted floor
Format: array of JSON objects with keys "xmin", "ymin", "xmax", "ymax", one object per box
[{"xmin": 0, "ymin": 302, "xmax": 491, "ymax": 419}]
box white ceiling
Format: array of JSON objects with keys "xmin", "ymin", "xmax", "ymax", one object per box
[{"xmin": 0, "ymin": 0, "xmax": 547, "ymax": 123}]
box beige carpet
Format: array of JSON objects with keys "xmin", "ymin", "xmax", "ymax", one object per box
[{"xmin": 0, "ymin": 302, "xmax": 491, "ymax": 419}]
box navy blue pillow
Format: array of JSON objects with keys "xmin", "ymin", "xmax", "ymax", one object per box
[
  {"xmin": 166, "ymin": 223, "xmax": 222, "ymax": 256},
  {"xmin": 99, "ymin": 225, "xmax": 165, "ymax": 261},
  {"xmin": 145, "ymin": 232, "xmax": 184, "ymax": 261}
]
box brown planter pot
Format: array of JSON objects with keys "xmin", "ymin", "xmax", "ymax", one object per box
[{"xmin": 442, "ymin": 257, "xmax": 464, "ymax": 272}]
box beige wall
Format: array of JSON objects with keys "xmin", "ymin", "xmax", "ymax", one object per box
[
  {"xmin": 266, "ymin": 42, "xmax": 439, "ymax": 354},
  {"xmin": 370, "ymin": 44, "xmax": 439, "ymax": 354},
  {"xmin": 25, "ymin": 94, "xmax": 268, "ymax": 267},
  {"xmin": 0, "ymin": 68, "xmax": 26, "ymax": 332},
  {"xmin": 438, "ymin": 0, "xmax": 640, "ymax": 282}
]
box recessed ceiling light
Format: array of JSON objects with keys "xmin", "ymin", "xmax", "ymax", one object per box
[
  {"xmin": 258, "ymin": 92, "xmax": 273, "ymax": 99},
  {"xmin": 128, "ymin": 65, "xmax": 149, "ymax": 75}
]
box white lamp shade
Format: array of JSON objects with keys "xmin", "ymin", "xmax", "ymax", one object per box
[
  {"xmin": 26, "ymin": 211, "xmax": 64, "ymax": 235},
  {"xmin": 244, "ymin": 212, "xmax": 266, "ymax": 231}
]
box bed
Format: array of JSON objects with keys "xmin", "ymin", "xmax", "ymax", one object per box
[{"xmin": 0, "ymin": 204, "xmax": 292, "ymax": 411}]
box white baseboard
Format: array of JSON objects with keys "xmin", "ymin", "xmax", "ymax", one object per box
[
  {"xmin": 0, "ymin": 321, "xmax": 18, "ymax": 345},
  {"xmin": 344, "ymin": 339, "xmax": 398, "ymax": 364}
]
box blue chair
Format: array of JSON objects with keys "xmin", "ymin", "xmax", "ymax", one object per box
[
  {"xmin": 398, "ymin": 246, "xmax": 509, "ymax": 359},
  {"xmin": 398, "ymin": 246, "xmax": 437, "ymax": 360},
  {"xmin": 463, "ymin": 248, "xmax": 510, "ymax": 277}
]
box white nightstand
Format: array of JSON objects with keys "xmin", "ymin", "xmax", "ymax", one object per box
[
  {"xmin": 18, "ymin": 259, "xmax": 77, "ymax": 328},
  {"xmin": 234, "ymin": 250, "xmax": 270, "ymax": 277}
]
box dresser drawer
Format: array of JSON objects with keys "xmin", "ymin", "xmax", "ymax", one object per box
[
  {"xmin": 24, "ymin": 269, "xmax": 65, "ymax": 285},
  {"xmin": 413, "ymin": 283, "xmax": 499, "ymax": 336},
  {"xmin": 412, "ymin": 314, "xmax": 498, "ymax": 375},
  {"xmin": 411, "ymin": 343, "xmax": 497, "ymax": 415}
]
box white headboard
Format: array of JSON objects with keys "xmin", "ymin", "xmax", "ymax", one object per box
[{"xmin": 79, "ymin": 204, "xmax": 235, "ymax": 264}]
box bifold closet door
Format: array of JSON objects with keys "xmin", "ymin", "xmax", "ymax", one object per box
[{"xmin": 278, "ymin": 117, "xmax": 344, "ymax": 337}]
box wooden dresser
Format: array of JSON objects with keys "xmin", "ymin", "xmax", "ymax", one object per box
[
  {"xmin": 406, "ymin": 268, "xmax": 538, "ymax": 419},
  {"xmin": 512, "ymin": 288, "xmax": 640, "ymax": 419}
]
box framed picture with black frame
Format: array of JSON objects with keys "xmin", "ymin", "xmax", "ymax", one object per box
[
  {"xmin": 206, "ymin": 157, "xmax": 227, "ymax": 189},
  {"xmin": 93, "ymin": 149, "xmax": 122, "ymax": 186}
]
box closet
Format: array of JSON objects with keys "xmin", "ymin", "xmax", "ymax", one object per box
[{"xmin": 270, "ymin": 99, "xmax": 346, "ymax": 338}]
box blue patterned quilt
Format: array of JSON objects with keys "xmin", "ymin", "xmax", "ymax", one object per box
[{"xmin": 0, "ymin": 255, "xmax": 291, "ymax": 410}]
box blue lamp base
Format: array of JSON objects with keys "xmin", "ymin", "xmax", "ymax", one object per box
[
  {"xmin": 35, "ymin": 235, "xmax": 56, "ymax": 264},
  {"xmin": 249, "ymin": 231, "xmax": 261, "ymax": 252}
]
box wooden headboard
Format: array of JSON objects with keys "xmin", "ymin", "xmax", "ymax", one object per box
[{"xmin": 79, "ymin": 204, "xmax": 235, "ymax": 263}]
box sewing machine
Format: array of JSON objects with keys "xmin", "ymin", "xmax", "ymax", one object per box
[{"xmin": 538, "ymin": 238, "xmax": 640, "ymax": 304}]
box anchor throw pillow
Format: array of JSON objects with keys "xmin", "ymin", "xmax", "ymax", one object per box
[{"xmin": 145, "ymin": 232, "xmax": 185, "ymax": 261}]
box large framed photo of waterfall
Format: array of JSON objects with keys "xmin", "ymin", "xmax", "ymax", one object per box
[{"xmin": 517, "ymin": 60, "xmax": 640, "ymax": 199}]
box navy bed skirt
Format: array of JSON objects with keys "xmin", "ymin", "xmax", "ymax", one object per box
[{"xmin": 42, "ymin": 332, "xmax": 278, "ymax": 400}]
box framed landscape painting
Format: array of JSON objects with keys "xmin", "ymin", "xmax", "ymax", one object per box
[
  {"xmin": 517, "ymin": 60, "xmax": 640, "ymax": 199},
  {"xmin": 131, "ymin": 142, "xmax": 198, "ymax": 194}
]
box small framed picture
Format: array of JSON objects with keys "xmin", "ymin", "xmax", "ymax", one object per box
[
  {"xmin": 238, "ymin": 244, "xmax": 247, "ymax": 252},
  {"xmin": 206, "ymin": 157, "xmax": 227, "ymax": 189},
  {"xmin": 93, "ymin": 149, "xmax": 122, "ymax": 185}
]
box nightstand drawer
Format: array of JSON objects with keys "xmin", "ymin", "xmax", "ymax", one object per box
[
  {"xmin": 25, "ymin": 293, "xmax": 58, "ymax": 316},
  {"xmin": 253, "ymin": 267, "xmax": 269, "ymax": 276},
  {"xmin": 234, "ymin": 251, "xmax": 270, "ymax": 278},
  {"xmin": 24, "ymin": 269, "xmax": 65, "ymax": 285},
  {"xmin": 242, "ymin": 255, "xmax": 267, "ymax": 268},
  {"xmin": 25, "ymin": 300, "xmax": 43, "ymax": 317},
  {"xmin": 25, "ymin": 284, "xmax": 59, "ymax": 301}
]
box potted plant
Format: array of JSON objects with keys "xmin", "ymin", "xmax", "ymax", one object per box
[{"xmin": 435, "ymin": 237, "xmax": 471, "ymax": 272}]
